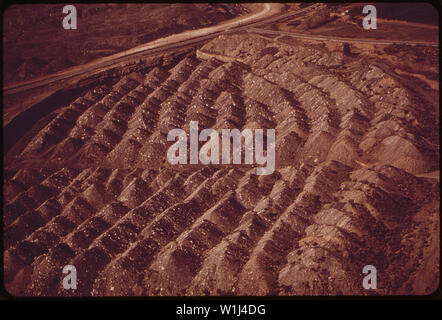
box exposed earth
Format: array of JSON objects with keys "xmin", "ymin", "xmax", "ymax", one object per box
[
  {"xmin": 3, "ymin": 3, "xmax": 439, "ymax": 297},
  {"xmin": 3, "ymin": 3, "xmax": 248, "ymax": 84}
]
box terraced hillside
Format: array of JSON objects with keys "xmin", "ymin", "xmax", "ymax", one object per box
[{"xmin": 4, "ymin": 32, "xmax": 439, "ymax": 296}]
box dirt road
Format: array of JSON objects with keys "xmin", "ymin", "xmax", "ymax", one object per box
[
  {"xmin": 3, "ymin": 3, "xmax": 289, "ymax": 96},
  {"xmin": 249, "ymin": 27, "xmax": 439, "ymax": 47}
]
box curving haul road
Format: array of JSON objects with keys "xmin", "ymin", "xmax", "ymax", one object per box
[
  {"xmin": 4, "ymin": 3, "xmax": 436, "ymax": 98},
  {"xmin": 3, "ymin": 3, "xmax": 311, "ymax": 96},
  {"xmin": 248, "ymin": 27, "xmax": 439, "ymax": 47}
]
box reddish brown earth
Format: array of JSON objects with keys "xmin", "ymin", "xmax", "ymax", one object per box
[
  {"xmin": 3, "ymin": 31, "xmax": 439, "ymax": 296},
  {"xmin": 3, "ymin": 3, "xmax": 247, "ymax": 84}
]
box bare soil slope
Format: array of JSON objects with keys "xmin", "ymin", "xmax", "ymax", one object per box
[{"xmin": 3, "ymin": 32, "xmax": 439, "ymax": 296}]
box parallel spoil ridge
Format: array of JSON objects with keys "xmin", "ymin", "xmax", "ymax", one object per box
[{"xmin": 3, "ymin": 32, "xmax": 439, "ymax": 296}]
